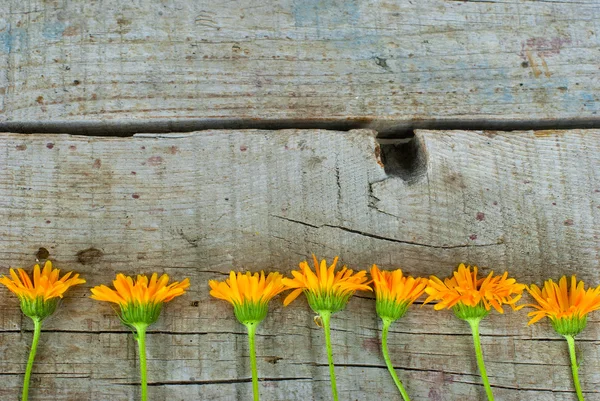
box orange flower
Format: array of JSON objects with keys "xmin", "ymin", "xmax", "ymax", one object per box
[
  {"xmin": 371, "ymin": 265, "xmax": 426, "ymax": 400},
  {"xmin": 210, "ymin": 271, "xmax": 286, "ymax": 306},
  {"xmin": 526, "ymin": 275, "xmax": 600, "ymax": 329},
  {"xmin": 209, "ymin": 271, "xmax": 286, "ymax": 401},
  {"xmin": 526, "ymin": 276, "xmax": 597, "ymax": 400},
  {"xmin": 92, "ymin": 273, "xmax": 189, "ymax": 401},
  {"xmin": 91, "ymin": 273, "xmax": 189, "ymax": 328},
  {"xmin": 425, "ymin": 264, "xmax": 524, "ymax": 400},
  {"xmin": 371, "ymin": 265, "xmax": 427, "ymax": 309},
  {"xmin": 424, "ymin": 263, "xmax": 525, "ymax": 315},
  {"xmin": 91, "ymin": 273, "xmax": 189, "ymax": 306},
  {"xmin": 209, "ymin": 271, "xmax": 285, "ymax": 396},
  {"xmin": 282, "ymin": 255, "xmax": 371, "ymax": 313},
  {"xmin": 283, "ymin": 255, "xmax": 371, "ymax": 401},
  {"xmin": 0, "ymin": 261, "xmax": 85, "ymax": 401},
  {"xmin": 209, "ymin": 271, "xmax": 286, "ymax": 324},
  {"xmin": 0, "ymin": 261, "xmax": 85, "ymax": 302}
]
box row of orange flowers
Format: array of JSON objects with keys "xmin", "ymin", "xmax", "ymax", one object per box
[{"xmin": 1, "ymin": 258, "xmax": 599, "ymax": 401}]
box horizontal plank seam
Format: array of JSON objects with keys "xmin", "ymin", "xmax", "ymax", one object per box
[{"xmin": 1, "ymin": 117, "xmax": 600, "ymax": 137}]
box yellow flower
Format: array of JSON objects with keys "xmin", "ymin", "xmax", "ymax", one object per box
[
  {"xmin": 92, "ymin": 273, "xmax": 189, "ymax": 401},
  {"xmin": 0, "ymin": 261, "xmax": 85, "ymax": 320},
  {"xmin": 371, "ymin": 264, "xmax": 427, "ymax": 322},
  {"xmin": 91, "ymin": 273, "xmax": 189, "ymax": 327},
  {"xmin": 525, "ymin": 275, "xmax": 600, "ymax": 336},
  {"xmin": 0, "ymin": 261, "xmax": 85, "ymax": 401},
  {"xmin": 526, "ymin": 276, "xmax": 597, "ymax": 399},
  {"xmin": 209, "ymin": 271, "xmax": 286, "ymax": 324},
  {"xmin": 91, "ymin": 273, "xmax": 189, "ymax": 305},
  {"xmin": 209, "ymin": 271, "xmax": 287, "ymax": 401},
  {"xmin": 424, "ymin": 263, "xmax": 525, "ymax": 319},
  {"xmin": 282, "ymin": 255, "xmax": 371, "ymax": 313},
  {"xmin": 425, "ymin": 264, "xmax": 525, "ymax": 400},
  {"xmin": 0, "ymin": 261, "xmax": 85, "ymax": 301},
  {"xmin": 283, "ymin": 255, "xmax": 371, "ymax": 401},
  {"xmin": 371, "ymin": 265, "xmax": 426, "ymax": 400}
]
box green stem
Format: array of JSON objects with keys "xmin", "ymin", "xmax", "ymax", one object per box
[
  {"xmin": 320, "ymin": 311, "xmax": 339, "ymax": 401},
  {"xmin": 381, "ymin": 319, "xmax": 411, "ymax": 401},
  {"xmin": 565, "ymin": 335, "xmax": 585, "ymax": 401},
  {"xmin": 22, "ymin": 318, "xmax": 42, "ymax": 401},
  {"xmin": 245, "ymin": 322, "xmax": 260, "ymax": 401},
  {"xmin": 135, "ymin": 324, "xmax": 148, "ymax": 401},
  {"xmin": 467, "ymin": 318, "xmax": 494, "ymax": 401}
]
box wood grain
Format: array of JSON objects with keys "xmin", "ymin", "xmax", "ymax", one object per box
[
  {"xmin": 0, "ymin": 128, "xmax": 599, "ymax": 400},
  {"xmin": 0, "ymin": 1, "xmax": 598, "ymax": 133}
]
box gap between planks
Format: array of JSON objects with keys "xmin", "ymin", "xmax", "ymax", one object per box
[{"xmin": 1, "ymin": 117, "xmax": 600, "ymax": 137}]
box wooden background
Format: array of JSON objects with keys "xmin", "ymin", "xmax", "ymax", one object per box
[
  {"xmin": 0, "ymin": 0, "xmax": 598, "ymax": 133},
  {"xmin": 0, "ymin": 129, "xmax": 599, "ymax": 401},
  {"xmin": 0, "ymin": 0, "xmax": 600, "ymax": 400}
]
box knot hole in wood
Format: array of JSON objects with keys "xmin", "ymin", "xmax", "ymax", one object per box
[{"xmin": 378, "ymin": 134, "xmax": 427, "ymax": 183}]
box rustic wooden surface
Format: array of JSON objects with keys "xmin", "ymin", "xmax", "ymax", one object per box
[
  {"xmin": 0, "ymin": 128, "xmax": 598, "ymax": 400},
  {"xmin": 0, "ymin": 1, "xmax": 599, "ymax": 133}
]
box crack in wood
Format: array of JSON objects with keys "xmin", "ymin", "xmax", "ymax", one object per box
[
  {"xmin": 323, "ymin": 225, "xmax": 502, "ymax": 249},
  {"xmin": 113, "ymin": 377, "xmax": 313, "ymax": 386},
  {"xmin": 6, "ymin": 326, "xmax": 596, "ymax": 344},
  {"xmin": 367, "ymin": 202, "xmax": 402, "ymax": 219},
  {"xmin": 450, "ymin": 379, "xmax": 598, "ymax": 394},
  {"xmin": 271, "ymin": 215, "xmax": 503, "ymax": 249},
  {"xmin": 270, "ymin": 215, "xmax": 320, "ymax": 229},
  {"xmin": 0, "ymin": 372, "xmax": 91, "ymax": 378},
  {"xmin": 304, "ymin": 363, "xmax": 597, "ymax": 393},
  {"xmin": 0, "ymin": 329, "xmax": 275, "ymax": 337}
]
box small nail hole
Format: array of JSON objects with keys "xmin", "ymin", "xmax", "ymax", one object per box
[{"xmin": 36, "ymin": 247, "xmax": 50, "ymax": 260}]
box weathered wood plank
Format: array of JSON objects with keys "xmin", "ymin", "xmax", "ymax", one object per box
[
  {"xmin": 0, "ymin": 1, "xmax": 599, "ymax": 132},
  {"xmin": 0, "ymin": 129, "xmax": 599, "ymax": 400}
]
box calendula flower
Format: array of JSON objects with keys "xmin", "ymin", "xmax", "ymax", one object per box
[
  {"xmin": 372, "ymin": 264, "xmax": 427, "ymax": 322},
  {"xmin": 424, "ymin": 263, "xmax": 524, "ymax": 317},
  {"xmin": 371, "ymin": 265, "xmax": 427, "ymax": 401},
  {"xmin": 0, "ymin": 260, "xmax": 85, "ymax": 401},
  {"xmin": 282, "ymin": 255, "xmax": 371, "ymax": 311},
  {"xmin": 91, "ymin": 273, "xmax": 189, "ymax": 401},
  {"xmin": 209, "ymin": 271, "xmax": 286, "ymax": 401},
  {"xmin": 525, "ymin": 276, "xmax": 600, "ymax": 401},
  {"xmin": 282, "ymin": 255, "xmax": 371, "ymax": 401},
  {"xmin": 525, "ymin": 275, "xmax": 600, "ymax": 332},
  {"xmin": 424, "ymin": 264, "xmax": 525, "ymax": 401}
]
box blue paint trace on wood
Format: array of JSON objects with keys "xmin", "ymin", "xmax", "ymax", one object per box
[
  {"xmin": 0, "ymin": 25, "xmax": 26, "ymax": 54},
  {"xmin": 42, "ymin": 21, "xmax": 67, "ymax": 41}
]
